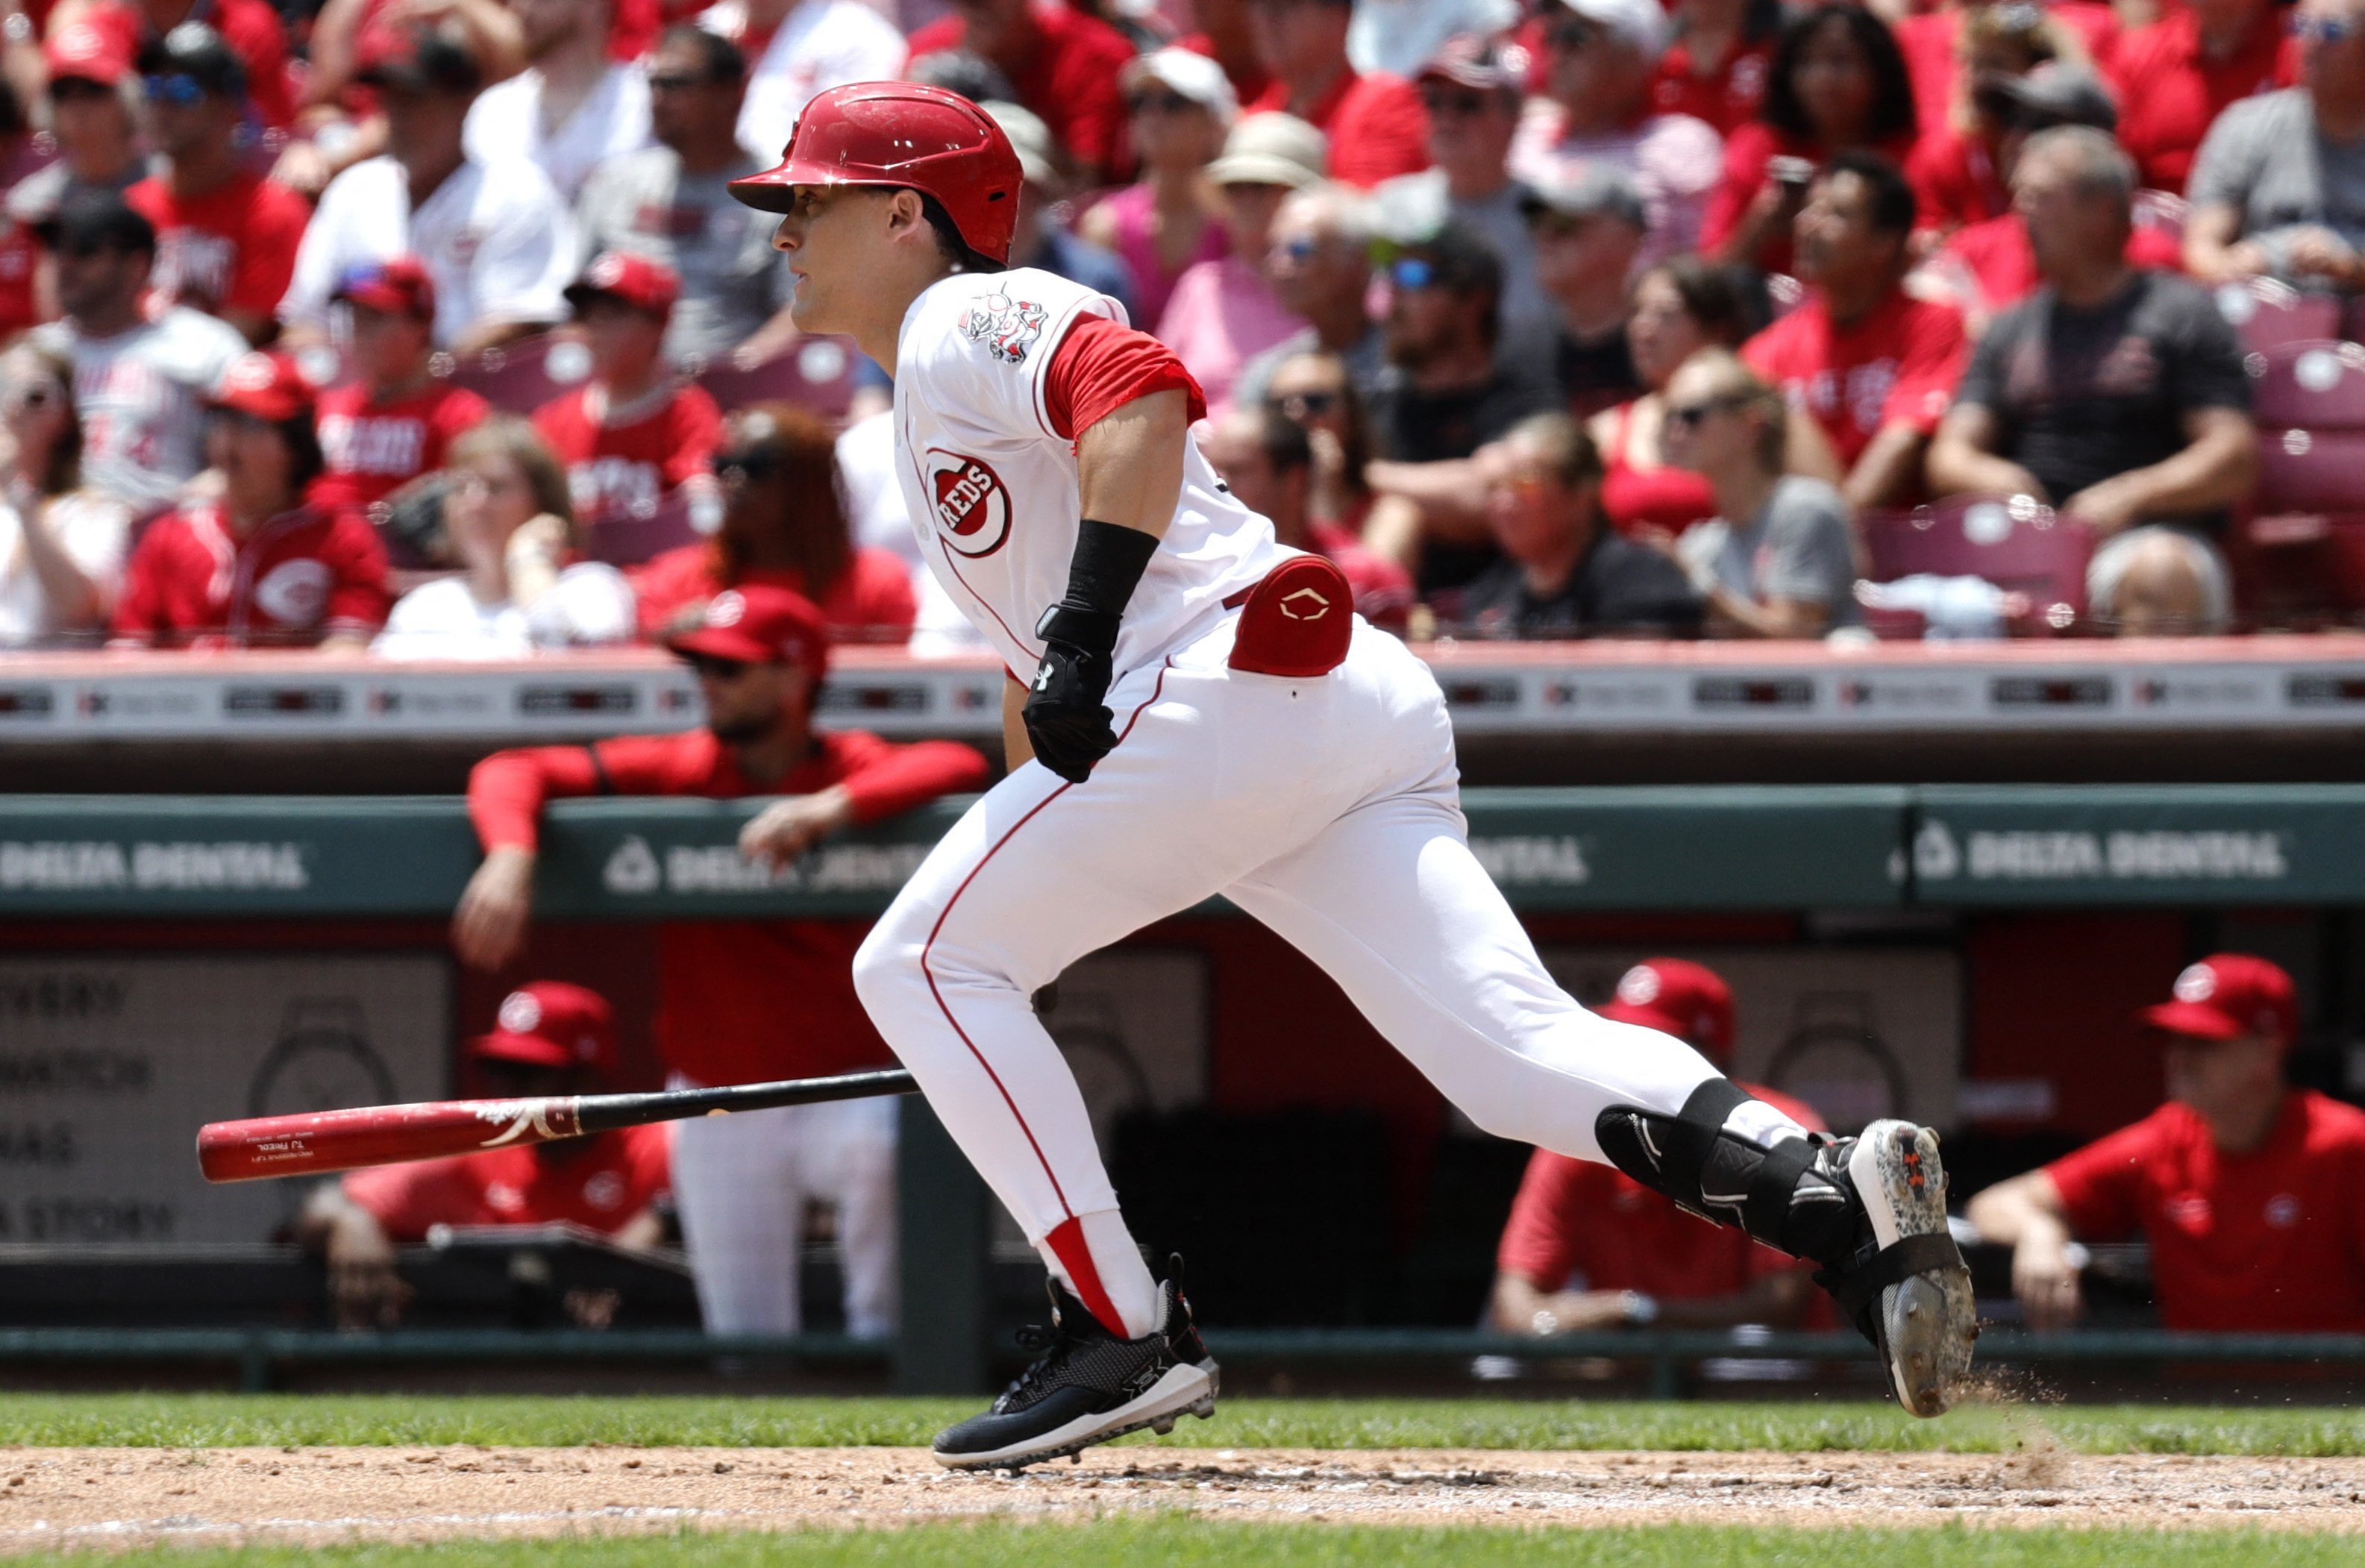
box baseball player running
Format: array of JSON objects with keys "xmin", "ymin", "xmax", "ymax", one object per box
[{"xmin": 727, "ymin": 84, "xmax": 1975, "ymax": 1472}]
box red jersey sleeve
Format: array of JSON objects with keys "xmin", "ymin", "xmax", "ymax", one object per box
[
  {"xmin": 818, "ymin": 730, "xmax": 990, "ymax": 824},
  {"xmin": 342, "ymin": 1156, "xmax": 480, "ymax": 1242},
  {"xmin": 660, "ymin": 386, "xmax": 724, "ymax": 490},
  {"xmin": 466, "ymin": 744, "xmax": 610, "ymax": 852},
  {"xmin": 840, "ymin": 548, "xmax": 918, "ymax": 639},
  {"xmin": 2043, "ymin": 1113, "xmax": 2167, "ymax": 1241},
  {"xmin": 1327, "ymin": 74, "xmax": 1432, "ymax": 189},
  {"xmin": 227, "ymin": 180, "xmax": 310, "ymax": 316},
  {"xmin": 322, "ymin": 513, "xmax": 392, "ymax": 633},
  {"xmin": 1495, "ymin": 1148, "xmax": 1595, "ymax": 1291},
  {"xmin": 1885, "ymin": 301, "xmax": 1969, "ymax": 436},
  {"xmin": 533, "ymin": 390, "xmax": 594, "ymax": 462},
  {"xmin": 1043, "ymin": 314, "xmax": 1207, "ymax": 442},
  {"xmin": 110, "ymin": 521, "xmax": 172, "ymax": 642}
]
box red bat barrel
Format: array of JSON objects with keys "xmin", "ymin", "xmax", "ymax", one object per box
[{"xmin": 196, "ymin": 1095, "xmax": 586, "ymax": 1183}]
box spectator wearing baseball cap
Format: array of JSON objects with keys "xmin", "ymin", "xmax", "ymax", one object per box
[
  {"xmin": 1157, "ymin": 112, "xmax": 1325, "ymax": 417},
  {"xmin": 1970, "ymin": 954, "xmax": 2365, "ymax": 1335},
  {"xmin": 902, "ymin": 0, "xmax": 1138, "ymax": 186},
  {"xmin": 6, "ymin": 23, "xmax": 145, "ymax": 239},
  {"xmin": 1492, "ymin": 958, "xmax": 1827, "ymax": 1337},
  {"xmin": 1510, "ymin": 0, "xmax": 1723, "ymax": 275},
  {"xmin": 1523, "ymin": 163, "xmax": 1650, "ymax": 417},
  {"xmin": 530, "ymin": 252, "xmax": 721, "ymax": 563},
  {"xmin": 112, "ymin": 351, "xmax": 393, "ymax": 649},
  {"xmin": 281, "ymin": 20, "xmax": 576, "ymax": 355},
  {"xmin": 68, "ymin": 0, "xmax": 298, "ymax": 130},
  {"xmin": 1079, "ymin": 51, "xmax": 1237, "ymax": 332},
  {"xmin": 296, "ymin": 981, "xmax": 673, "ymax": 1329},
  {"xmin": 983, "ymin": 101, "xmax": 1137, "ymax": 322},
  {"xmin": 456, "ymin": 584, "xmax": 987, "ymax": 1339},
  {"xmin": 123, "ymin": 22, "xmax": 312, "ymax": 347},
  {"xmin": 1241, "ymin": 0, "xmax": 1431, "ymax": 189}
]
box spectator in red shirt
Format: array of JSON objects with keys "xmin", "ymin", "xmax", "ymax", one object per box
[
  {"xmin": 903, "ymin": 0, "xmax": 1138, "ymax": 186},
  {"xmin": 1893, "ymin": 0, "xmax": 2118, "ymax": 149},
  {"xmin": 0, "ymin": 82, "xmax": 36, "ymax": 340},
  {"xmin": 1244, "ymin": 0, "xmax": 1431, "ymax": 189},
  {"xmin": 531, "ymin": 252, "xmax": 721, "ymax": 563},
  {"xmin": 295, "ymin": 981, "xmax": 671, "ymax": 1329},
  {"xmin": 1491, "ymin": 958, "xmax": 1826, "ymax": 1336},
  {"xmin": 1650, "ymin": 0, "xmax": 1779, "ymax": 137},
  {"xmin": 453, "ymin": 585, "xmax": 989, "ymax": 1337},
  {"xmin": 1744, "ymin": 152, "xmax": 1967, "ymax": 512},
  {"xmin": 2106, "ymin": 0, "xmax": 2298, "ymax": 196},
  {"xmin": 124, "ymin": 23, "xmax": 310, "ymax": 347},
  {"xmin": 112, "ymin": 351, "xmax": 392, "ymax": 648},
  {"xmin": 1585, "ymin": 256, "xmax": 1751, "ymax": 539},
  {"xmin": 1902, "ymin": 1, "xmax": 2075, "ymax": 238},
  {"xmin": 630, "ymin": 402, "xmax": 918, "ymax": 646},
  {"xmin": 1968, "ymin": 954, "xmax": 2365, "ymax": 1335},
  {"xmin": 1200, "ymin": 401, "xmax": 1413, "ymax": 627},
  {"xmin": 57, "ymin": 0, "xmax": 295, "ymax": 128},
  {"xmin": 310, "ymin": 257, "xmax": 493, "ymax": 536}
]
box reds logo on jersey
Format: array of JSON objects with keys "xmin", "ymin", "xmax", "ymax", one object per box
[
  {"xmin": 924, "ymin": 448, "xmax": 1013, "ymax": 557},
  {"xmin": 956, "ymin": 292, "xmax": 1047, "ymax": 365}
]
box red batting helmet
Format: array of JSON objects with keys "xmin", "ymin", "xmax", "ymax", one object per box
[{"xmin": 727, "ymin": 82, "xmax": 1023, "ymax": 266}]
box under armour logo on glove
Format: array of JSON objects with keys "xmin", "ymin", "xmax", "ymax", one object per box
[{"xmin": 1022, "ymin": 639, "xmax": 1117, "ymax": 783}]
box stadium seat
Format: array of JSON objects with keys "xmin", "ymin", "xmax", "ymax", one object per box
[
  {"xmin": 2246, "ymin": 340, "xmax": 2365, "ymax": 430},
  {"xmin": 691, "ymin": 336, "xmax": 859, "ymax": 418},
  {"xmin": 445, "ymin": 333, "xmax": 596, "ymax": 415},
  {"xmin": 2253, "ymin": 426, "xmax": 2365, "ymax": 513},
  {"xmin": 577, "ymin": 483, "xmax": 707, "ymax": 566},
  {"xmin": 2215, "ymin": 277, "xmax": 2343, "ymax": 357},
  {"xmin": 1858, "ymin": 494, "xmax": 2094, "ymax": 633}
]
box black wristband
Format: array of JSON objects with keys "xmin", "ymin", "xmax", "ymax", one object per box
[{"xmin": 1034, "ymin": 518, "xmax": 1158, "ymax": 655}]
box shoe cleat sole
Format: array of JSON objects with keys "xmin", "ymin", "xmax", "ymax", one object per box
[
  {"xmin": 933, "ymin": 1361, "xmax": 1219, "ymax": 1473},
  {"xmin": 1850, "ymin": 1120, "xmax": 1976, "ymax": 1418}
]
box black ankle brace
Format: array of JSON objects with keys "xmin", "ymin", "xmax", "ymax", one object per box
[{"xmin": 1594, "ymin": 1079, "xmax": 1858, "ymax": 1266}]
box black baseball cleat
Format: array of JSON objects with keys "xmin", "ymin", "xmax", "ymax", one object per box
[{"xmin": 931, "ymin": 1262, "xmax": 1219, "ymax": 1472}]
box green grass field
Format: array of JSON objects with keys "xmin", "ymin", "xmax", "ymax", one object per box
[{"xmin": 5, "ymin": 1392, "xmax": 2365, "ymax": 1456}]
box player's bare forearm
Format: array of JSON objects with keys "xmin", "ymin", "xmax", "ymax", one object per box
[
  {"xmin": 1003, "ymin": 675, "xmax": 1035, "ymax": 768},
  {"xmin": 1074, "ymin": 389, "xmax": 1188, "ymax": 542}
]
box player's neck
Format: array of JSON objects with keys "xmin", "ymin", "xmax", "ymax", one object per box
[{"xmin": 851, "ymin": 261, "xmax": 958, "ymax": 377}]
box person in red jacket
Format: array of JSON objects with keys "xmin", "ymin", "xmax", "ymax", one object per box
[
  {"xmin": 453, "ymin": 585, "xmax": 989, "ymax": 1339},
  {"xmin": 59, "ymin": 0, "xmax": 295, "ymax": 128},
  {"xmin": 1244, "ymin": 0, "xmax": 1430, "ymax": 189},
  {"xmin": 310, "ymin": 257, "xmax": 494, "ymax": 530},
  {"xmin": 295, "ymin": 980, "xmax": 672, "ymax": 1329},
  {"xmin": 532, "ymin": 252, "xmax": 722, "ymax": 562},
  {"xmin": 1970, "ymin": 955, "xmax": 2365, "ymax": 1335},
  {"xmin": 1491, "ymin": 958, "xmax": 1827, "ymax": 1336},
  {"xmin": 902, "ymin": 0, "xmax": 1137, "ymax": 185}
]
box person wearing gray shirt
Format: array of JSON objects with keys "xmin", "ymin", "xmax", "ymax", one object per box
[
  {"xmin": 2186, "ymin": 8, "xmax": 2365, "ymax": 295},
  {"xmin": 574, "ymin": 25, "xmax": 797, "ymax": 367}
]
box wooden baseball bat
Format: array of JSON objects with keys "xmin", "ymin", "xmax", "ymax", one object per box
[{"xmin": 195, "ymin": 1068, "xmax": 919, "ymax": 1184}]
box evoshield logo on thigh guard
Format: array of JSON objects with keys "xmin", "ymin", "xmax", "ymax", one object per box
[{"xmin": 1228, "ymin": 554, "xmax": 1353, "ymax": 677}]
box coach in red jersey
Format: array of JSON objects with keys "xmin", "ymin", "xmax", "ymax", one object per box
[
  {"xmin": 295, "ymin": 982, "xmax": 671, "ymax": 1329},
  {"xmin": 454, "ymin": 585, "xmax": 988, "ymax": 1339},
  {"xmin": 1970, "ymin": 955, "xmax": 2365, "ymax": 1334},
  {"xmin": 1491, "ymin": 959, "xmax": 1827, "ymax": 1335},
  {"xmin": 311, "ymin": 257, "xmax": 492, "ymax": 526}
]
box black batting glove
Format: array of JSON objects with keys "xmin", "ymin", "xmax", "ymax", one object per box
[{"xmin": 1022, "ymin": 609, "xmax": 1118, "ymax": 783}]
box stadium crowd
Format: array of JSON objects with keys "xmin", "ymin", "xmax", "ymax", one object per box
[{"xmin": 0, "ymin": 0, "xmax": 2355, "ymax": 653}]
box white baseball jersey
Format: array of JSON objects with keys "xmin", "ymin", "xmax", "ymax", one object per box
[{"xmin": 891, "ymin": 267, "xmax": 1284, "ymax": 680}]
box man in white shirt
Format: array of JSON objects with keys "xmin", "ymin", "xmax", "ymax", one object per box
[
  {"xmin": 463, "ymin": 0, "xmax": 651, "ymax": 204},
  {"xmin": 698, "ymin": 0, "xmax": 905, "ymax": 160},
  {"xmin": 280, "ymin": 22, "xmax": 574, "ymax": 355}
]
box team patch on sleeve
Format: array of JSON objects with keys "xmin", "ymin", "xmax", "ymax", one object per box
[{"xmin": 956, "ymin": 290, "xmax": 1049, "ymax": 365}]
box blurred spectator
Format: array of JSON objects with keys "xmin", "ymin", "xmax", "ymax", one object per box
[
  {"xmin": 1929, "ymin": 127, "xmax": 2252, "ymax": 636},
  {"xmin": 1893, "ymin": 0, "xmax": 2114, "ymax": 142},
  {"xmin": 455, "ymin": 586, "xmax": 989, "ymax": 1337},
  {"xmin": 123, "ymin": 23, "xmax": 309, "ymax": 347},
  {"xmin": 577, "ymin": 27, "xmax": 796, "ymax": 371},
  {"xmin": 1199, "ymin": 402, "xmax": 1412, "ymax": 624},
  {"xmin": 1079, "ymin": 50, "xmax": 1235, "ymax": 332},
  {"xmin": 1180, "ymin": 0, "xmax": 1274, "ymax": 107},
  {"xmin": 374, "ymin": 415, "xmax": 635, "ymax": 656},
  {"xmin": 1347, "ymin": 0, "xmax": 1515, "ymax": 81},
  {"xmin": 631, "ymin": 402, "xmax": 917, "ymax": 644},
  {"xmin": 1587, "ymin": 257, "xmax": 1747, "ymax": 537},
  {"xmin": 2185, "ymin": 0, "xmax": 2365, "ymax": 291},
  {"xmin": 1371, "ymin": 37, "xmax": 1553, "ymax": 348},
  {"xmin": 112, "ymin": 351, "xmax": 392, "ymax": 648},
  {"xmin": 286, "ymin": 0, "xmax": 526, "ymax": 195},
  {"xmin": 2108, "ymin": 0, "xmax": 2296, "ymax": 197},
  {"xmin": 1363, "ymin": 223, "xmax": 1559, "ymax": 592},
  {"xmin": 60, "ymin": 0, "xmax": 295, "ymax": 129},
  {"xmin": 1650, "ymin": 0, "xmax": 1779, "ymax": 137},
  {"xmin": 903, "ymin": 0, "xmax": 1136, "ymax": 186},
  {"xmin": 1265, "ymin": 346, "xmax": 1382, "ymax": 533},
  {"xmin": 1460, "ymin": 411, "xmax": 1701, "ymax": 636},
  {"xmin": 1235, "ymin": 181, "xmax": 1379, "ymax": 410},
  {"xmin": 283, "ymin": 21, "xmax": 576, "ymax": 354},
  {"xmin": 1523, "ymin": 163, "xmax": 1647, "ymax": 417},
  {"xmin": 698, "ymin": 0, "xmax": 903, "ymax": 163},
  {"xmin": 312, "ymin": 258, "xmax": 493, "ymax": 539},
  {"xmin": 1968, "ymin": 955, "xmax": 2365, "ymax": 1335},
  {"xmin": 1903, "ymin": 1, "xmax": 2074, "ymax": 237},
  {"xmin": 1156, "ymin": 111, "xmax": 1322, "ymax": 415},
  {"xmin": 32, "ymin": 191, "xmax": 246, "ymax": 515},
  {"xmin": 1652, "ymin": 347, "xmax": 1858, "ymax": 638},
  {"xmin": 7, "ymin": 22, "xmax": 145, "ymax": 238},
  {"xmin": 983, "ymin": 100, "xmax": 1135, "ymax": 319},
  {"xmin": 1491, "ymin": 959, "xmax": 1824, "ymax": 1337},
  {"xmin": 1743, "ymin": 152, "xmax": 1966, "ymax": 511},
  {"xmin": 463, "ymin": 0, "xmax": 649, "ymax": 204},
  {"xmin": 1244, "ymin": 0, "xmax": 1430, "ymax": 188},
  {"xmin": 0, "ymin": 81, "xmax": 34, "ymax": 341},
  {"xmin": 1511, "ymin": 0, "xmax": 1720, "ymax": 272},
  {"xmin": 1703, "ymin": 4, "xmax": 1918, "ymax": 277},
  {"xmin": 295, "ymin": 982, "xmax": 669, "ymax": 1330},
  {"xmin": 0, "ymin": 341, "xmax": 131, "ymax": 646},
  {"xmin": 532, "ymin": 252, "xmax": 721, "ymax": 554}
]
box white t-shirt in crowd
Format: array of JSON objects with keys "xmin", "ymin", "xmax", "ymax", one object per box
[
  {"xmin": 371, "ymin": 562, "xmax": 637, "ymax": 659},
  {"xmin": 701, "ymin": 0, "xmax": 907, "ymax": 162},
  {"xmin": 0, "ymin": 489, "xmax": 134, "ymax": 645},
  {"xmin": 281, "ymin": 156, "xmax": 577, "ymax": 348},
  {"xmin": 33, "ymin": 307, "xmax": 247, "ymax": 515},
  {"xmin": 464, "ymin": 63, "xmax": 653, "ymax": 204}
]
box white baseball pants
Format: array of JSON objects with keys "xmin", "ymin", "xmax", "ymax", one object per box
[
  {"xmin": 669, "ymin": 1088, "xmax": 899, "ymax": 1338},
  {"xmin": 853, "ymin": 615, "xmax": 1799, "ymax": 1339}
]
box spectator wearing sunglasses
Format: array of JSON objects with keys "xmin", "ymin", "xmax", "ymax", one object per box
[
  {"xmin": 7, "ymin": 24, "xmax": 145, "ymax": 239},
  {"xmin": 1232, "ymin": 181, "xmax": 1385, "ymax": 414},
  {"xmin": 122, "ymin": 23, "xmax": 310, "ymax": 348},
  {"xmin": 59, "ymin": 0, "xmax": 296, "ymax": 130},
  {"xmin": 1509, "ymin": 0, "xmax": 1721, "ymax": 274},
  {"xmin": 1264, "ymin": 347, "xmax": 1385, "ymax": 536},
  {"xmin": 1080, "ymin": 50, "xmax": 1237, "ymax": 333},
  {"xmin": 902, "ymin": 0, "xmax": 1138, "ymax": 186},
  {"xmin": 2108, "ymin": 0, "xmax": 2298, "ymax": 197},
  {"xmin": 1522, "ymin": 162, "xmax": 1648, "ymax": 419},
  {"xmin": 2185, "ymin": 0, "xmax": 2365, "ymax": 290},
  {"xmin": 700, "ymin": 0, "xmax": 903, "ymax": 164},
  {"xmin": 0, "ymin": 342, "xmax": 131, "ymax": 647},
  {"xmin": 1241, "ymin": 0, "xmax": 1430, "ymax": 189}
]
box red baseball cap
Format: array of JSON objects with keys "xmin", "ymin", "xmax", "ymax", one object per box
[
  {"xmin": 2140, "ymin": 953, "xmax": 2297, "ymax": 1046},
  {"xmin": 1599, "ymin": 957, "xmax": 1735, "ymax": 1061},
  {"xmin": 334, "ymin": 254, "xmax": 436, "ymax": 320},
  {"xmin": 46, "ymin": 22, "xmax": 131, "ymax": 87},
  {"xmin": 566, "ymin": 251, "xmax": 680, "ymax": 319},
  {"xmin": 472, "ymin": 982, "xmax": 616, "ymax": 1076},
  {"xmin": 210, "ymin": 351, "xmax": 315, "ymax": 423},
  {"xmin": 665, "ymin": 585, "xmax": 830, "ymax": 677}
]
